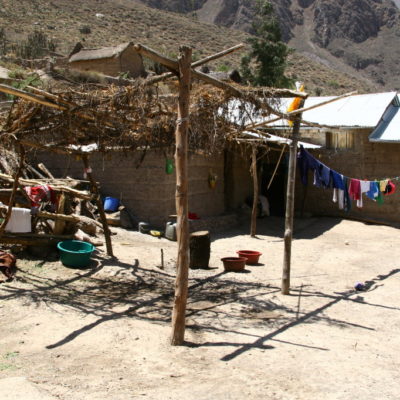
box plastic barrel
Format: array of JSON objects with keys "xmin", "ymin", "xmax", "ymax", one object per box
[{"xmin": 104, "ymin": 197, "xmax": 119, "ymax": 212}]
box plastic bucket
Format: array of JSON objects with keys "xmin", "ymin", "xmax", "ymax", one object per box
[
  {"xmin": 57, "ymin": 240, "xmax": 95, "ymax": 268},
  {"xmin": 236, "ymin": 250, "xmax": 262, "ymax": 265},
  {"xmin": 104, "ymin": 197, "xmax": 119, "ymax": 212}
]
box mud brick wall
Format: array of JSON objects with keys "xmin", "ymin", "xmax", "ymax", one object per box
[
  {"xmin": 224, "ymin": 146, "xmax": 253, "ymax": 211},
  {"xmin": 295, "ymin": 131, "xmax": 400, "ymax": 223},
  {"xmin": 32, "ymin": 150, "xmax": 225, "ymax": 226}
]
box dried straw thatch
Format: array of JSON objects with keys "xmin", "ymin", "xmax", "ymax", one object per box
[{"xmin": 0, "ymin": 81, "xmax": 269, "ymax": 156}]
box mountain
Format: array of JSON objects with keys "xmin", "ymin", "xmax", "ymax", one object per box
[
  {"xmin": 0, "ymin": 0, "xmax": 380, "ymax": 94},
  {"xmin": 134, "ymin": 0, "xmax": 400, "ymax": 90}
]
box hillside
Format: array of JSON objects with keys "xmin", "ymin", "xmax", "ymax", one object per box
[
  {"xmin": 134, "ymin": 0, "xmax": 400, "ymax": 91},
  {"xmin": 0, "ymin": 0, "xmax": 378, "ymax": 94}
]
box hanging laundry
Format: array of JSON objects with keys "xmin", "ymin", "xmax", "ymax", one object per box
[
  {"xmin": 24, "ymin": 185, "xmax": 57, "ymax": 213},
  {"xmin": 357, "ymin": 181, "xmax": 371, "ymax": 208},
  {"xmin": 314, "ymin": 160, "xmax": 331, "ymax": 188},
  {"xmin": 348, "ymin": 179, "xmax": 361, "ymax": 201},
  {"xmin": 379, "ymin": 179, "xmax": 389, "ymax": 193},
  {"xmin": 330, "ymin": 170, "xmax": 345, "ymax": 190},
  {"xmin": 383, "ymin": 180, "xmax": 396, "ymax": 196},
  {"xmin": 366, "ymin": 181, "xmax": 379, "ymax": 201},
  {"xmin": 342, "ymin": 176, "xmax": 352, "ymax": 212},
  {"xmin": 298, "ymin": 146, "xmax": 319, "ymax": 186}
]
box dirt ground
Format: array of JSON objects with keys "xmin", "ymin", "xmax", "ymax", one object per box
[{"xmin": 0, "ymin": 216, "xmax": 399, "ymax": 400}]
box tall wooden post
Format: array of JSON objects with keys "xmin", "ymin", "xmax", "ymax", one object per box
[
  {"xmin": 82, "ymin": 155, "xmax": 114, "ymax": 257},
  {"xmin": 171, "ymin": 46, "xmax": 192, "ymax": 346},
  {"xmin": 250, "ymin": 145, "xmax": 259, "ymax": 237},
  {"xmin": 282, "ymin": 103, "xmax": 304, "ymax": 295}
]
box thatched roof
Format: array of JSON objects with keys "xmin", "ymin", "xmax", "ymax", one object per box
[{"xmin": 69, "ymin": 42, "xmax": 133, "ymax": 63}]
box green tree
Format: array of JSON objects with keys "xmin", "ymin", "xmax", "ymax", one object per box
[{"xmin": 241, "ymin": 0, "xmax": 291, "ymax": 87}]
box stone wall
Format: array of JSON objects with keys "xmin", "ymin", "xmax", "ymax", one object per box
[
  {"xmin": 31, "ymin": 150, "xmax": 225, "ymax": 226},
  {"xmin": 296, "ymin": 131, "xmax": 400, "ymax": 223}
]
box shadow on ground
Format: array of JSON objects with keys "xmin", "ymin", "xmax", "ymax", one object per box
[{"xmin": 2, "ymin": 245, "xmax": 398, "ymax": 361}]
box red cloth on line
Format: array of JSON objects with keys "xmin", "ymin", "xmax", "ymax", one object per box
[
  {"xmin": 348, "ymin": 179, "xmax": 361, "ymax": 201},
  {"xmin": 24, "ymin": 185, "xmax": 57, "ymax": 208}
]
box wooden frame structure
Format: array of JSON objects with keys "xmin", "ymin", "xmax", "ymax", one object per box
[{"xmin": 0, "ymin": 41, "xmax": 357, "ymax": 346}]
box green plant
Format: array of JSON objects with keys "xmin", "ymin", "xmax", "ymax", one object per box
[
  {"xmin": 79, "ymin": 25, "xmax": 91, "ymax": 34},
  {"xmin": 12, "ymin": 30, "xmax": 57, "ymax": 59},
  {"xmin": 327, "ymin": 80, "xmax": 340, "ymax": 89},
  {"xmin": 6, "ymin": 73, "xmax": 42, "ymax": 100},
  {"xmin": 217, "ymin": 63, "xmax": 230, "ymax": 72},
  {"xmin": 0, "ymin": 27, "xmax": 8, "ymax": 55},
  {"xmin": 240, "ymin": 0, "xmax": 291, "ymax": 88}
]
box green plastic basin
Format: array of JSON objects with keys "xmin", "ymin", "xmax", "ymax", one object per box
[{"xmin": 57, "ymin": 240, "xmax": 94, "ymax": 268}]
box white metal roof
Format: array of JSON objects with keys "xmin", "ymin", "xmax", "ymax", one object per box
[
  {"xmin": 227, "ymin": 92, "xmax": 399, "ymax": 129},
  {"xmin": 243, "ymin": 131, "xmax": 321, "ymax": 149},
  {"xmin": 369, "ymin": 102, "xmax": 400, "ymax": 142}
]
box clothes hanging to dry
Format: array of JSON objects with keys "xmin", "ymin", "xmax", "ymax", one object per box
[{"xmin": 298, "ymin": 146, "xmax": 396, "ymax": 211}]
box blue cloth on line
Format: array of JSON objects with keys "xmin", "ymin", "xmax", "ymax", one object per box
[
  {"xmin": 366, "ymin": 181, "xmax": 379, "ymax": 201},
  {"xmin": 330, "ymin": 170, "xmax": 345, "ymax": 190},
  {"xmin": 314, "ymin": 161, "xmax": 331, "ymax": 188},
  {"xmin": 297, "ymin": 146, "xmax": 319, "ymax": 186}
]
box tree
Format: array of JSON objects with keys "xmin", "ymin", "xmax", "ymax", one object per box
[{"xmin": 241, "ymin": 0, "xmax": 291, "ymax": 88}]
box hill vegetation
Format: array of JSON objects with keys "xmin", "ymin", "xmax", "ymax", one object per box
[
  {"xmin": 134, "ymin": 0, "xmax": 400, "ymax": 90},
  {"xmin": 0, "ymin": 0, "xmax": 380, "ymax": 94}
]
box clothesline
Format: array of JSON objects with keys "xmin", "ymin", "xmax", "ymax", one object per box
[{"xmin": 298, "ymin": 146, "xmax": 397, "ymax": 212}]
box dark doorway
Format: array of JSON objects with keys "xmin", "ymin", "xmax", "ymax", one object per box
[{"xmin": 260, "ymin": 155, "xmax": 287, "ymax": 217}]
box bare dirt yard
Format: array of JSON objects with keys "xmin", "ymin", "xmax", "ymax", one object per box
[{"xmin": 0, "ymin": 216, "xmax": 399, "ymax": 400}]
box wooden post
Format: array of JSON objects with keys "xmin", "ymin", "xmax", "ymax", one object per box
[
  {"xmin": 81, "ymin": 155, "xmax": 114, "ymax": 257},
  {"xmin": 281, "ymin": 102, "xmax": 304, "ymax": 295},
  {"xmin": 171, "ymin": 46, "xmax": 192, "ymax": 346},
  {"xmin": 250, "ymin": 145, "xmax": 259, "ymax": 237},
  {"xmin": 0, "ymin": 144, "xmax": 25, "ymax": 238}
]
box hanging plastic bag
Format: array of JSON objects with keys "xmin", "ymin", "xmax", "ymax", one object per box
[{"xmin": 166, "ymin": 158, "xmax": 174, "ymax": 174}]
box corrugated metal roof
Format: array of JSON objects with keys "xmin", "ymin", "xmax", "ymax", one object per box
[
  {"xmin": 69, "ymin": 42, "xmax": 132, "ymax": 62},
  {"xmin": 369, "ymin": 96, "xmax": 400, "ymax": 142},
  {"xmin": 227, "ymin": 92, "xmax": 398, "ymax": 129}
]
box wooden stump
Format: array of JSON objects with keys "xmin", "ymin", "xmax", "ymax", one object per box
[{"xmin": 189, "ymin": 230, "xmax": 210, "ymax": 269}]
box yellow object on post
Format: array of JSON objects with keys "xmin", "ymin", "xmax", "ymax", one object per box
[{"xmin": 287, "ymin": 82, "xmax": 305, "ymax": 126}]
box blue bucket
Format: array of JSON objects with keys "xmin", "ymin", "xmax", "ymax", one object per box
[{"xmin": 104, "ymin": 196, "xmax": 119, "ymax": 212}]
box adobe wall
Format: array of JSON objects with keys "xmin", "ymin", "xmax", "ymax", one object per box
[
  {"xmin": 224, "ymin": 146, "xmax": 253, "ymax": 211},
  {"xmin": 69, "ymin": 58, "xmax": 120, "ymax": 76},
  {"xmin": 296, "ymin": 131, "xmax": 400, "ymax": 223},
  {"xmin": 120, "ymin": 47, "xmax": 145, "ymax": 78},
  {"xmin": 31, "ymin": 150, "xmax": 225, "ymax": 227}
]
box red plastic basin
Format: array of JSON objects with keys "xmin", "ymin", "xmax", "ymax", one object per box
[
  {"xmin": 236, "ymin": 250, "xmax": 262, "ymax": 265},
  {"xmin": 221, "ymin": 257, "xmax": 247, "ymax": 272}
]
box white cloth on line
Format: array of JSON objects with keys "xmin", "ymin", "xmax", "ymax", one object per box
[{"xmin": 5, "ymin": 207, "xmax": 32, "ymax": 233}]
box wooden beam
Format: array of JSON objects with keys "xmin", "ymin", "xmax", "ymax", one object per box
[
  {"xmin": 144, "ymin": 43, "xmax": 245, "ymax": 85},
  {"xmin": 0, "ymin": 84, "xmax": 114, "ymax": 128},
  {"xmin": 250, "ymin": 145, "xmax": 259, "ymax": 237},
  {"xmin": 37, "ymin": 163, "xmax": 55, "ymax": 179},
  {"xmin": 134, "ymin": 43, "xmax": 287, "ymax": 119},
  {"xmin": 245, "ymin": 87, "xmax": 309, "ymax": 99},
  {"xmin": 171, "ymin": 46, "xmax": 192, "ymax": 346},
  {"xmin": 245, "ymin": 91, "xmax": 357, "ymax": 130},
  {"xmin": 0, "ymin": 144, "xmax": 25, "ymax": 238},
  {"xmin": 281, "ymin": 99, "xmax": 305, "ymax": 295},
  {"xmin": 0, "ymin": 84, "xmax": 66, "ymax": 110},
  {"xmin": 0, "ymin": 173, "xmax": 92, "ymax": 200}
]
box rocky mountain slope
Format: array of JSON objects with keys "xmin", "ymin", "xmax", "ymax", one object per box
[
  {"xmin": 0, "ymin": 0, "xmax": 379, "ymax": 94},
  {"xmin": 134, "ymin": 0, "xmax": 400, "ymax": 90}
]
